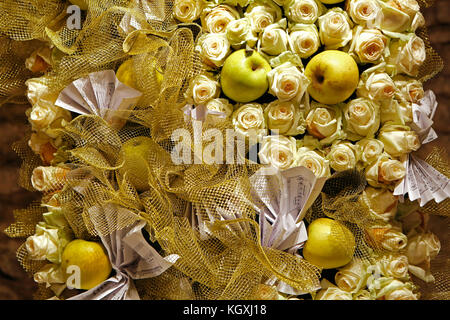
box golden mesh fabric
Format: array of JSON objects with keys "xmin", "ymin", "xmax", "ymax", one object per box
[{"xmin": 2, "ymin": 0, "xmax": 448, "ymax": 300}]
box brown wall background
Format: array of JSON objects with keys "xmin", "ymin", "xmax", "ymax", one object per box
[{"xmin": 0, "ymin": 4, "xmax": 449, "ymax": 300}]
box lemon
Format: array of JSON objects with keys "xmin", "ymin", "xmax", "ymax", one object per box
[
  {"xmin": 303, "ymin": 218, "xmax": 356, "ymax": 269},
  {"xmin": 69, "ymin": 0, "xmax": 88, "ymax": 10},
  {"xmin": 116, "ymin": 59, "xmax": 139, "ymax": 90},
  {"xmin": 318, "ymin": 0, "xmax": 344, "ymax": 4},
  {"xmin": 61, "ymin": 239, "xmax": 112, "ymax": 290}
]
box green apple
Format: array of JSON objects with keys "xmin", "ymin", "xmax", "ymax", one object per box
[
  {"xmin": 220, "ymin": 49, "xmax": 272, "ymax": 103},
  {"xmin": 119, "ymin": 136, "xmax": 154, "ymax": 192},
  {"xmin": 304, "ymin": 50, "xmax": 359, "ymax": 105},
  {"xmin": 303, "ymin": 218, "xmax": 356, "ymax": 269},
  {"xmin": 69, "ymin": 0, "xmax": 88, "ymax": 10}
]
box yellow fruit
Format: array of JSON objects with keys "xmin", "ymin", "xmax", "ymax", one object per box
[
  {"xmin": 118, "ymin": 136, "xmax": 153, "ymax": 192},
  {"xmin": 304, "ymin": 50, "xmax": 359, "ymax": 105},
  {"xmin": 61, "ymin": 239, "xmax": 112, "ymax": 290},
  {"xmin": 303, "ymin": 218, "xmax": 356, "ymax": 269},
  {"xmin": 319, "ymin": 0, "xmax": 344, "ymax": 4},
  {"xmin": 69, "ymin": 0, "xmax": 88, "ymax": 10}
]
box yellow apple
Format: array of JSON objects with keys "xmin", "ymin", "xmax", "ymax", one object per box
[
  {"xmin": 119, "ymin": 136, "xmax": 154, "ymax": 192},
  {"xmin": 220, "ymin": 49, "xmax": 272, "ymax": 103},
  {"xmin": 303, "ymin": 218, "xmax": 356, "ymax": 269},
  {"xmin": 304, "ymin": 50, "xmax": 359, "ymax": 105}
]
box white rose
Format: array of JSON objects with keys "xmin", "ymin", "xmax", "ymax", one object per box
[
  {"xmin": 335, "ymin": 259, "xmax": 369, "ymax": 293},
  {"xmin": 226, "ymin": 18, "xmax": 258, "ymax": 47},
  {"xmin": 245, "ymin": 0, "xmax": 282, "ymax": 34},
  {"xmin": 25, "ymin": 77, "xmax": 59, "ymax": 108},
  {"xmin": 306, "ymin": 103, "xmax": 344, "ymax": 145},
  {"xmin": 357, "ymin": 72, "xmax": 396, "ymax": 101},
  {"xmin": 393, "ymin": 75, "xmax": 424, "ymax": 103},
  {"xmin": 264, "ymin": 100, "xmax": 307, "ymax": 135},
  {"xmin": 205, "ymin": 98, "xmax": 234, "ymax": 118},
  {"xmin": 259, "ymin": 135, "xmax": 298, "ymax": 170},
  {"xmin": 25, "ymin": 223, "xmax": 71, "ymax": 264},
  {"xmin": 34, "ymin": 264, "xmax": 66, "ymax": 286},
  {"xmin": 359, "ymin": 186, "xmax": 398, "ymax": 221},
  {"xmin": 369, "ymin": 278, "xmax": 418, "ymax": 300},
  {"xmin": 196, "ymin": 33, "xmax": 231, "ymax": 68},
  {"xmin": 327, "ymin": 141, "xmax": 359, "ymax": 172},
  {"xmin": 267, "ymin": 62, "xmax": 310, "ymax": 104},
  {"xmin": 232, "ymin": 103, "xmax": 267, "ymax": 141},
  {"xmin": 346, "ymin": 0, "xmax": 380, "ymax": 26},
  {"xmin": 295, "ymin": 147, "xmax": 331, "ymax": 178},
  {"xmin": 350, "ymin": 27, "xmax": 388, "ymax": 64},
  {"xmin": 393, "ymin": 0, "xmax": 421, "ymax": 19},
  {"xmin": 356, "ymin": 138, "xmax": 384, "ymax": 165},
  {"xmin": 288, "ymin": 23, "xmax": 320, "ymax": 58},
  {"xmin": 377, "ymin": 123, "xmax": 420, "ymax": 157},
  {"xmin": 410, "ymin": 11, "xmax": 425, "ymax": 32},
  {"xmin": 202, "ymin": 4, "xmax": 240, "ymax": 34},
  {"xmin": 259, "ymin": 19, "xmax": 289, "ymax": 56},
  {"xmin": 406, "ymin": 232, "xmax": 440, "ymax": 266},
  {"xmin": 27, "ymin": 104, "xmax": 71, "ymax": 132},
  {"xmin": 354, "ymin": 290, "xmax": 373, "ymax": 300},
  {"xmin": 366, "ymin": 225, "xmax": 408, "ymax": 251},
  {"xmin": 185, "ymin": 74, "xmax": 220, "ymax": 105},
  {"xmin": 31, "ymin": 166, "xmax": 69, "ymax": 193},
  {"xmin": 387, "ymin": 34, "xmax": 426, "ymax": 77},
  {"xmin": 375, "ymin": 0, "xmax": 412, "ymax": 33},
  {"xmin": 343, "ymin": 98, "xmax": 381, "ymax": 140},
  {"xmin": 376, "ymin": 254, "xmax": 409, "ymax": 280},
  {"xmin": 173, "ymin": 0, "xmax": 202, "ymax": 23},
  {"xmin": 365, "ymin": 154, "xmax": 406, "ymax": 187},
  {"xmin": 284, "ymin": 0, "xmax": 324, "ymax": 24},
  {"xmin": 318, "ymin": 8, "xmax": 353, "ymax": 49},
  {"xmin": 380, "ymin": 99, "xmax": 412, "ymax": 125},
  {"xmin": 315, "ymin": 287, "xmax": 353, "ymax": 300}
]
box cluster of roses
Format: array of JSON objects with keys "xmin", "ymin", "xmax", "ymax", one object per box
[{"xmin": 173, "ymin": 0, "xmax": 442, "ymax": 300}]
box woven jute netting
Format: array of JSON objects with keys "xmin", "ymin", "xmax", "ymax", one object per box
[{"xmin": 1, "ymin": 0, "xmax": 448, "ymax": 300}]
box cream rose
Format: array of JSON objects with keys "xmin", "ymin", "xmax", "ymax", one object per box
[
  {"xmin": 343, "ymin": 98, "xmax": 380, "ymax": 140},
  {"xmin": 306, "ymin": 103, "xmax": 344, "ymax": 145},
  {"xmin": 375, "ymin": 0, "xmax": 412, "ymax": 33},
  {"xmin": 245, "ymin": 0, "xmax": 282, "ymax": 34},
  {"xmin": 370, "ymin": 277, "xmax": 418, "ymax": 300},
  {"xmin": 410, "ymin": 11, "xmax": 425, "ymax": 32},
  {"xmin": 295, "ymin": 147, "xmax": 331, "ymax": 177},
  {"xmin": 377, "ymin": 124, "xmax": 421, "ymax": 157},
  {"xmin": 267, "ymin": 62, "xmax": 310, "ymax": 104},
  {"xmin": 196, "ymin": 33, "xmax": 231, "ymax": 68},
  {"xmin": 366, "ymin": 225, "xmax": 408, "ymax": 251},
  {"xmin": 31, "ymin": 166, "xmax": 69, "ymax": 193},
  {"xmin": 376, "ymin": 254, "xmax": 410, "ymax": 279},
  {"xmin": 226, "ymin": 17, "xmax": 258, "ymax": 47},
  {"xmin": 359, "ymin": 186, "xmax": 398, "ymax": 221},
  {"xmin": 259, "ymin": 19, "xmax": 289, "ymax": 56},
  {"xmin": 232, "ymin": 103, "xmax": 267, "ymax": 141},
  {"xmin": 318, "ymin": 8, "xmax": 353, "ymax": 49},
  {"xmin": 315, "ymin": 287, "xmax": 353, "ymax": 300},
  {"xmin": 34, "ymin": 264, "xmax": 66, "ymax": 286},
  {"xmin": 357, "ymin": 72, "xmax": 396, "ymax": 101},
  {"xmin": 173, "ymin": 0, "xmax": 202, "ymax": 23},
  {"xmin": 25, "ymin": 223, "xmax": 71, "ymax": 264},
  {"xmin": 288, "ymin": 24, "xmax": 320, "ymax": 58},
  {"xmin": 380, "ymin": 99, "xmax": 412, "ymax": 125},
  {"xmin": 284, "ymin": 0, "xmax": 324, "ymax": 24},
  {"xmin": 27, "ymin": 104, "xmax": 72, "ymax": 132},
  {"xmin": 185, "ymin": 74, "xmax": 220, "ymax": 105},
  {"xmin": 258, "ymin": 135, "xmax": 298, "ymax": 170},
  {"xmin": 327, "ymin": 141, "xmax": 359, "ymax": 172},
  {"xmin": 205, "ymin": 98, "xmax": 234, "ymax": 118},
  {"xmin": 350, "ymin": 27, "xmax": 388, "ymax": 64},
  {"xmin": 365, "ymin": 154, "xmax": 406, "ymax": 187},
  {"xmin": 335, "ymin": 259, "xmax": 368, "ymax": 293},
  {"xmin": 264, "ymin": 100, "xmax": 307, "ymax": 136},
  {"xmin": 201, "ymin": 4, "xmax": 240, "ymax": 34},
  {"xmin": 346, "ymin": 0, "xmax": 380, "ymax": 26},
  {"xmin": 356, "ymin": 138, "xmax": 384, "ymax": 165},
  {"xmin": 406, "ymin": 232, "xmax": 440, "ymax": 266},
  {"xmin": 393, "ymin": 75, "xmax": 424, "ymax": 103},
  {"xmin": 387, "ymin": 34, "xmax": 426, "ymax": 77}
]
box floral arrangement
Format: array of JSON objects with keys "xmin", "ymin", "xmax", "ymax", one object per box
[{"xmin": 2, "ymin": 0, "xmax": 448, "ymax": 300}]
